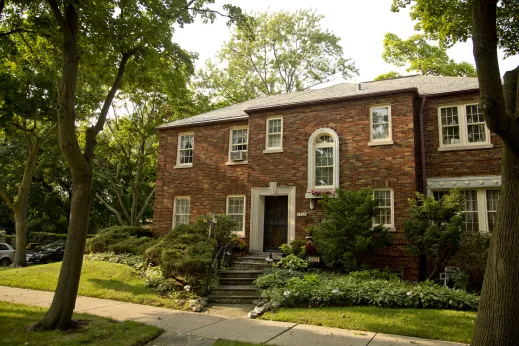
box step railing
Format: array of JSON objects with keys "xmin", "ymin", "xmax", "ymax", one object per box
[{"xmin": 204, "ymin": 241, "xmax": 233, "ymax": 296}]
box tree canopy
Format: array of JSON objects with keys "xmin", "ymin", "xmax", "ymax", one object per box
[
  {"xmin": 380, "ymin": 33, "xmax": 477, "ymax": 77},
  {"xmin": 196, "ymin": 9, "xmax": 358, "ymax": 106}
]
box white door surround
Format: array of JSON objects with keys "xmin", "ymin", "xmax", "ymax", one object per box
[{"xmin": 249, "ymin": 183, "xmax": 296, "ymax": 252}]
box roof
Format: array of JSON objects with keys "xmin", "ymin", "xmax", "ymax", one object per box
[{"xmin": 159, "ymin": 75, "xmax": 479, "ymax": 129}]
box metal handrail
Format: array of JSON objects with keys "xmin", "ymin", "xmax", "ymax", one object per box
[{"xmin": 204, "ymin": 241, "xmax": 233, "ymax": 296}]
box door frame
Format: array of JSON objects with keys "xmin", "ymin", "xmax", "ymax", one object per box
[{"xmin": 250, "ymin": 183, "xmax": 296, "ymax": 252}]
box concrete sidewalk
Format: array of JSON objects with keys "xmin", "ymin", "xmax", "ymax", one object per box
[{"xmin": 0, "ymin": 286, "xmax": 467, "ymax": 346}]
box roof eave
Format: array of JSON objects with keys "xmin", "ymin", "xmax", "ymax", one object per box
[
  {"xmin": 420, "ymin": 88, "xmax": 480, "ymax": 98},
  {"xmin": 156, "ymin": 115, "xmax": 249, "ymax": 130}
]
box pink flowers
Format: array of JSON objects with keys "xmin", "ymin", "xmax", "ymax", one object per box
[{"xmin": 310, "ymin": 189, "xmax": 336, "ymax": 196}]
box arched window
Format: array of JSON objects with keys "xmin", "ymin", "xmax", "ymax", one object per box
[{"xmin": 308, "ymin": 129, "xmax": 340, "ymax": 192}]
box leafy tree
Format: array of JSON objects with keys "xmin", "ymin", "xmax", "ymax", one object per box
[
  {"xmin": 392, "ymin": 1, "xmax": 519, "ymax": 344},
  {"xmin": 0, "ymin": 30, "xmax": 58, "ymax": 266},
  {"xmin": 197, "ymin": 9, "xmax": 358, "ymax": 106},
  {"xmin": 309, "ymin": 188, "xmax": 392, "ymax": 271},
  {"xmin": 404, "ymin": 189, "xmax": 465, "ymax": 280},
  {"xmin": 1, "ymin": 0, "xmax": 245, "ymax": 331},
  {"xmin": 381, "ymin": 33, "xmax": 477, "ymax": 77},
  {"xmin": 374, "ymin": 71, "xmax": 403, "ymax": 81}
]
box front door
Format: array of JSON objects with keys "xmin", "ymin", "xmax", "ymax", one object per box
[{"xmin": 263, "ymin": 196, "xmax": 288, "ymax": 252}]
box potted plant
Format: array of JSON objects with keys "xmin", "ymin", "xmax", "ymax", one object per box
[{"xmin": 232, "ymin": 237, "xmax": 248, "ymax": 257}]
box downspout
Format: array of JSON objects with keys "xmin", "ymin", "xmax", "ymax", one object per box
[{"xmin": 419, "ymin": 96, "xmax": 427, "ymax": 193}]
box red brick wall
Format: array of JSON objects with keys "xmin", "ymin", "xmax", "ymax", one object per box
[
  {"xmin": 423, "ymin": 92, "xmax": 502, "ymax": 178},
  {"xmin": 154, "ymin": 92, "xmax": 426, "ymax": 280}
]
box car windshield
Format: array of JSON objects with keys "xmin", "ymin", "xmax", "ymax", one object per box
[{"xmin": 36, "ymin": 243, "xmax": 64, "ymax": 251}]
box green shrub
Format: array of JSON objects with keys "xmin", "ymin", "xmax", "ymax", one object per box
[
  {"xmin": 280, "ymin": 238, "xmax": 309, "ymax": 257},
  {"xmin": 4, "ymin": 234, "xmax": 15, "ymax": 246},
  {"xmin": 309, "ymin": 188, "xmax": 392, "ymax": 271},
  {"xmin": 28, "ymin": 232, "xmax": 67, "ymax": 244},
  {"xmin": 255, "ymin": 269, "xmax": 479, "ymax": 311},
  {"xmin": 144, "ymin": 223, "xmax": 217, "ymax": 291},
  {"xmin": 85, "ymin": 226, "xmax": 154, "ymax": 255},
  {"xmin": 84, "ymin": 252, "xmax": 148, "ymax": 270},
  {"xmin": 194, "ymin": 214, "xmax": 237, "ymax": 246},
  {"xmin": 274, "ymin": 254, "xmax": 308, "ymax": 271}
]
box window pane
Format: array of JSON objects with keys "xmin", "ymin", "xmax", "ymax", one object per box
[
  {"xmin": 372, "ymin": 123, "xmax": 389, "ymax": 139},
  {"xmin": 268, "ymin": 119, "xmax": 282, "ymax": 134},
  {"xmin": 268, "ymin": 133, "xmax": 281, "ymax": 148},
  {"xmin": 232, "ymin": 129, "xmax": 248, "ymax": 151},
  {"xmin": 486, "ymin": 190, "xmax": 500, "ymax": 233},
  {"xmin": 441, "ymin": 107, "xmax": 461, "ymax": 145},
  {"xmin": 462, "ymin": 190, "xmax": 479, "ymax": 232},
  {"xmin": 374, "ymin": 190, "xmax": 392, "ymax": 226},
  {"xmin": 227, "ymin": 197, "xmax": 245, "ymax": 233},
  {"xmin": 433, "ymin": 190, "xmax": 449, "ymax": 200},
  {"xmin": 316, "ymin": 135, "xmax": 333, "ymax": 143},
  {"xmin": 372, "ymin": 107, "xmax": 389, "ymax": 124},
  {"xmin": 174, "ymin": 198, "xmax": 190, "ymax": 226},
  {"xmin": 315, "ymin": 167, "xmax": 333, "ymax": 186},
  {"xmin": 179, "ymin": 135, "xmax": 194, "ymax": 164}
]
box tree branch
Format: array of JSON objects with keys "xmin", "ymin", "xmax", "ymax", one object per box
[
  {"xmin": 136, "ymin": 189, "xmax": 155, "ymax": 225},
  {"xmin": 0, "ymin": 182, "xmax": 14, "ymax": 211},
  {"xmin": 46, "ymin": 0, "xmax": 67, "ymax": 31},
  {"xmin": 95, "ymin": 193, "xmax": 127, "ymax": 226}
]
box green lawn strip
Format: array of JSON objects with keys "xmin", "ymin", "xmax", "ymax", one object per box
[
  {"xmin": 0, "ymin": 261, "xmax": 181, "ymax": 309},
  {"xmin": 260, "ymin": 306, "xmax": 475, "ymax": 344},
  {"xmin": 0, "ymin": 301, "xmax": 162, "ymax": 346}
]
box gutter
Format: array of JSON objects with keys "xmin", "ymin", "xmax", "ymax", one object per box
[
  {"xmin": 156, "ymin": 115, "xmax": 249, "ymax": 130},
  {"xmin": 419, "ymin": 96, "xmax": 427, "ymax": 192}
]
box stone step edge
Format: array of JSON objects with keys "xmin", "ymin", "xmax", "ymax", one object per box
[
  {"xmin": 208, "ymin": 295, "xmax": 259, "ymax": 299},
  {"xmin": 219, "ymin": 270, "xmax": 264, "ymax": 274}
]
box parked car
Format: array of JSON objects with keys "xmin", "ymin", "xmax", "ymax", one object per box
[
  {"xmin": 0, "ymin": 243, "xmax": 15, "ymax": 266},
  {"xmin": 26, "ymin": 242, "xmax": 65, "ymax": 265}
]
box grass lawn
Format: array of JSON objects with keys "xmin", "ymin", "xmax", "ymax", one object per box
[
  {"xmin": 0, "ymin": 261, "xmax": 183, "ymax": 309},
  {"xmin": 261, "ymin": 306, "xmax": 476, "ymax": 344},
  {"xmin": 0, "ymin": 301, "xmax": 161, "ymax": 346}
]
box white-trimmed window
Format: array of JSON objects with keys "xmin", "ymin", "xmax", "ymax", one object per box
[
  {"xmin": 373, "ymin": 189, "xmax": 394, "ymax": 229},
  {"xmin": 432, "ymin": 189, "xmax": 500, "ymax": 233},
  {"xmin": 176, "ymin": 132, "xmax": 194, "ymax": 167},
  {"xmin": 307, "ymin": 129, "xmax": 340, "ymax": 193},
  {"xmin": 227, "ymin": 195, "xmax": 246, "ymax": 235},
  {"xmin": 265, "ymin": 117, "xmax": 283, "ymax": 151},
  {"xmin": 228, "ymin": 126, "xmax": 248, "ymax": 163},
  {"xmin": 173, "ymin": 197, "xmax": 190, "ymax": 227},
  {"xmin": 369, "ymin": 106, "xmax": 392, "ymax": 145},
  {"xmin": 438, "ymin": 104, "xmax": 491, "ymax": 150}
]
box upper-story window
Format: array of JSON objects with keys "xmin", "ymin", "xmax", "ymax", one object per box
[
  {"xmin": 369, "ymin": 106, "xmax": 393, "ymax": 146},
  {"xmin": 176, "ymin": 132, "xmax": 194, "ymax": 167},
  {"xmin": 228, "ymin": 126, "xmax": 248, "ymax": 164},
  {"xmin": 307, "ymin": 128, "xmax": 340, "ymax": 192},
  {"xmin": 438, "ymin": 104, "xmax": 491, "ymax": 150},
  {"xmin": 265, "ymin": 117, "xmax": 283, "ymax": 152}
]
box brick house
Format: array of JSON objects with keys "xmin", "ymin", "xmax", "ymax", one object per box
[{"xmin": 152, "ymin": 75, "xmax": 502, "ymax": 280}]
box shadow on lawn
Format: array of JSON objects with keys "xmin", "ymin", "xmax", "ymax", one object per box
[{"xmin": 87, "ymin": 278, "xmax": 147, "ymax": 293}]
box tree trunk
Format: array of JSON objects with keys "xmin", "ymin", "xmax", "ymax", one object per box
[
  {"xmin": 472, "ymin": 146, "xmax": 519, "ymax": 345},
  {"xmin": 34, "ymin": 175, "xmax": 92, "ymax": 330}
]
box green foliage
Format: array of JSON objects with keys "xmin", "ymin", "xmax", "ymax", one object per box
[
  {"xmin": 448, "ymin": 231, "xmax": 491, "ymax": 292},
  {"xmin": 232, "ymin": 236, "xmax": 248, "ymax": 252},
  {"xmin": 196, "ymin": 9, "xmax": 358, "ymax": 106},
  {"xmin": 374, "ymin": 71, "xmax": 403, "ymax": 81},
  {"xmin": 310, "ymin": 188, "xmax": 392, "ymax": 271},
  {"xmin": 144, "ymin": 223, "xmax": 218, "ymax": 290},
  {"xmin": 274, "ymin": 254, "xmax": 308, "ymax": 271},
  {"xmin": 194, "ymin": 214, "xmax": 237, "ymax": 246},
  {"xmin": 84, "ymin": 252, "xmax": 148, "ymax": 271},
  {"xmin": 256, "ymin": 269, "xmax": 479, "ymax": 311},
  {"xmin": 404, "ymin": 189, "xmax": 465, "ymax": 279},
  {"xmin": 279, "ymin": 238, "xmax": 308, "ymax": 257},
  {"xmin": 28, "ymin": 232, "xmax": 67, "ymax": 244},
  {"xmin": 85, "ymin": 226, "xmax": 155, "ymax": 255},
  {"xmin": 381, "ymin": 33, "xmax": 477, "ymax": 77},
  {"xmin": 391, "ymin": 0, "xmax": 519, "ymax": 57}
]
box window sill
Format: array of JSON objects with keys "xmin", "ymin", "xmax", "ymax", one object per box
[
  {"xmin": 305, "ymin": 191, "xmax": 337, "ymax": 199},
  {"xmin": 226, "ymin": 161, "xmax": 248, "ymax": 166},
  {"xmin": 263, "ymin": 148, "xmax": 284, "ymax": 154},
  {"xmin": 373, "ymin": 225, "xmax": 396, "ymax": 232},
  {"xmin": 368, "ymin": 140, "xmax": 394, "ymax": 147},
  {"xmin": 438, "ymin": 143, "xmax": 493, "ymax": 151},
  {"xmin": 174, "ymin": 164, "xmax": 193, "ymax": 169}
]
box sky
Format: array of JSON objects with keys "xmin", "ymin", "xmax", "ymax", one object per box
[{"xmin": 173, "ymin": 0, "xmax": 519, "ymax": 83}]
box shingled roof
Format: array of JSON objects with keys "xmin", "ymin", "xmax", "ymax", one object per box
[{"xmin": 159, "ymin": 75, "xmax": 479, "ymax": 129}]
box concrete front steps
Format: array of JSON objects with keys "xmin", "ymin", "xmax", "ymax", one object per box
[{"xmin": 208, "ymin": 252, "xmax": 281, "ymax": 304}]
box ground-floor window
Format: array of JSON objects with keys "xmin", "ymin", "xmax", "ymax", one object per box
[
  {"xmin": 432, "ymin": 189, "xmax": 500, "ymax": 233},
  {"xmin": 373, "ymin": 189, "xmax": 394, "ymax": 229},
  {"xmin": 227, "ymin": 195, "xmax": 245, "ymax": 235},
  {"xmin": 173, "ymin": 196, "xmax": 190, "ymax": 227}
]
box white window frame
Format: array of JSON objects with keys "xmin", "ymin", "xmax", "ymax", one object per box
[
  {"xmin": 430, "ymin": 188, "xmax": 500, "ymax": 233},
  {"xmin": 226, "ymin": 195, "xmax": 246, "ymax": 236},
  {"xmin": 264, "ymin": 116, "xmax": 283, "ymax": 153},
  {"xmin": 437, "ymin": 103, "xmax": 492, "ymax": 151},
  {"xmin": 172, "ymin": 196, "xmax": 190, "ymax": 228},
  {"xmin": 175, "ymin": 132, "xmax": 194, "ymax": 168},
  {"xmin": 368, "ymin": 105, "xmax": 393, "ymax": 146},
  {"xmin": 227, "ymin": 125, "xmax": 249, "ymax": 165},
  {"xmin": 373, "ymin": 189, "xmax": 395, "ymax": 231},
  {"xmin": 307, "ymin": 128, "xmax": 340, "ymax": 194}
]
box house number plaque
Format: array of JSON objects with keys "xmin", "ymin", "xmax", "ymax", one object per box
[{"xmin": 296, "ymin": 212, "xmax": 307, "ymax": 217}]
